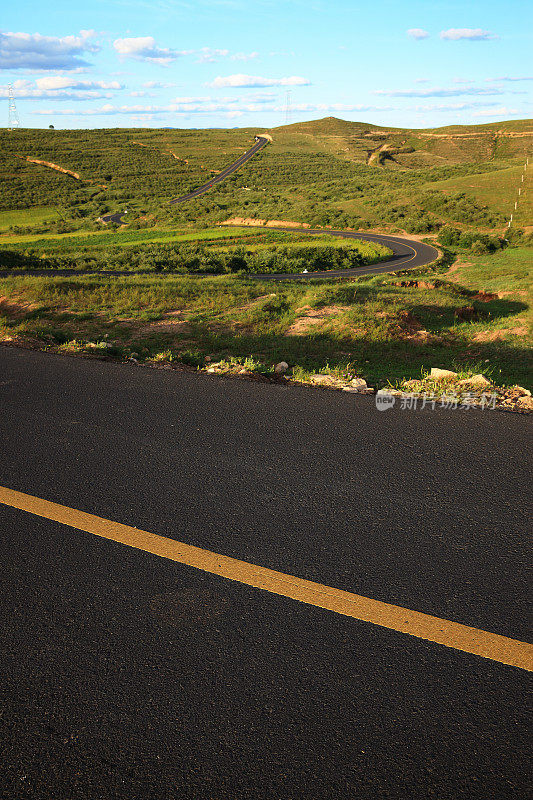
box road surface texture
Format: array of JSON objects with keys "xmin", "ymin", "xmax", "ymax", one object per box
[{"xmin": 0, "ymin": 345, "xmax": 531, "ymax": 800}]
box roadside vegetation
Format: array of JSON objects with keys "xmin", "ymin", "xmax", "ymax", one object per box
[
  {"xmin": 1, "ymin": 245, "xmax": 531, "ymax": 390},
  {"xmin": 0, "ymin": 230, "xmax": 391, "ymax": 274}
]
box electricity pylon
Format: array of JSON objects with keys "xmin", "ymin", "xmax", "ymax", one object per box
[{"xmin": 8, "ymin": 84, "xmax": 20, "ymax": 130}]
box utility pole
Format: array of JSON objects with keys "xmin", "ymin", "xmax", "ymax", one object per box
[
  {"xmin": 8, "ymin": 84, "xmax": 20, "ymax": 130},
  {"xmin": 284, "ymin": 90, "xmax": 293, "ymax": 125}
]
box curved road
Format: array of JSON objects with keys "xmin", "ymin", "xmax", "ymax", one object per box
[
  {"xmin": 99, "ymin": 135, "xmax": 270, "ymax": 226},
  {"xmin": 0, "ymin": 229, "xmax": 439, "ymax": 281},
  {"xmin": 242, "ymin": 226, "xmax": 439, "ymax": 280}
]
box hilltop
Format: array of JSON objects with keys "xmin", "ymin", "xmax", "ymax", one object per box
[{"xmin": 270, "ymin": 116, "xmax": 533, "ymax": 168}]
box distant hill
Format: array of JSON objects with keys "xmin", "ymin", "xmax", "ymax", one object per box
[{"xmin": 270, "ymin": 116, "xmax": 533, "ymax": 169}]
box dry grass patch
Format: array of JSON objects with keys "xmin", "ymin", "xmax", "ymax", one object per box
[{"xmin": 285, "ymin": 304, "xmax": 350, "ymax": 335}]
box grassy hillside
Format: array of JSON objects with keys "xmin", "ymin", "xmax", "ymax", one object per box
[{"xmin": 0, "ymin": 118, "xmax": 531, "ymax": 240}]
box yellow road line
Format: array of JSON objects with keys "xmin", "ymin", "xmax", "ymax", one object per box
[{"xmin": 1, "ymin": 484, "xmax": 531, "ymax": 672}]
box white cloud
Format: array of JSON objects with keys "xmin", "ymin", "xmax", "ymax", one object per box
[
  {"xmin": 231, "ymin": 51, "xmax": 259, "ymax": 62},
  {"xmin": 35, "ymin": 76, "xmax": 121, "ymax": 90},
  {"xmin": 407, "ymin": 29, "xmax": 429, "ymax": 40},
  {"xmin": 282, "ymin": 103, "xmax": 393, "ymax": 113},
  {"xmin": 486, "ymin": 75, "xmax": 533, "ymax": 82},
  {"xmin": 373, "ymin": 85, "xmax": 506, "ymax": 98},
  {"xmin": 0, "ymin": 76, "xmax": 122, "ymax": 100},
  {"xmin": 473, "ymin": 106, "xmax": 520, "ymax": 117},
  {"xmin": 196, "ymin": 47, "xmax": 230, "ymax": 63},
  {"xmin": 440, "ymin": 28, "xmax": 498, "ymax": 41},
  {"xmin": 0, "ymin": 30, "xmax": 98, "ymax": 70},
  {"xmin": 195, "ymin": 48, "xmax": 259, "ymax": 63},
  {"xmin": 208, "ymin": 74, "xmax": 310, "ymax": 88},
  {"xmin": 142, "ymin": 80, "xmax": 178, "ymax": 89},
  {"xmin": 113, "ymin": 37, "xmax": 188, "ymax": 64},
  {"xmin": 409, "ymin": 102, "xmax": 500, "ymax": 112}
]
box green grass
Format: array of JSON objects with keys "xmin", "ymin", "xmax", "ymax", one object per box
[
  {"xmin": 0, "ymin": 206, "xmax": 60, "ymax": 232},
  {"xmin": 1, "ymin": 245, "xmax": 530, "ymax": 389},
  {"xmin": 0, "ymin": 225, "xmax": 257, "ymax": 247}
]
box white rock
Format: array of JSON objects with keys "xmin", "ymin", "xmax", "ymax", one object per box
[
  {"xmin": 274, "ymin": 361, "xmax": 289, "ymax": 374},
  {"xmin": 350, "ymin": 378, "xmax": 368, "ymax": 390},
  {"xmin": 430, "ymin": 368, "xmax": 458, "ymax": 380},
  {"xmin": 457, "ymin": 374, "xmax": 490, "ymax": 387}
]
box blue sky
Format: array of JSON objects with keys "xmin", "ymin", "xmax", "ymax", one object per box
[{"xmin": 1, "ymin": 0, "xmax": 531, "ymax": 129}]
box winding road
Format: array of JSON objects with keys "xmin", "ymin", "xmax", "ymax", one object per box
[
  {"xmin": 96, "ymin": 135, "xmax": 439, "ymax": 279},
  {"xmin": 99, "ymin": 135, "xmax": 270, "ymax": 226},
  {"xmin": 242, "ymin": 226, "xmax": 439, "ymax": 280}
]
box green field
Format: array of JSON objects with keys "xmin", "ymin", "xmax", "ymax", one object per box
[{"xmin": 0, "ymin": 206, "xmax": 60, "ymax": 232}]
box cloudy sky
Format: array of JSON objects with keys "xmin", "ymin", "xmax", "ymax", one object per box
[{"xmin": 1, "ymin": 0, "xmax": 531, "ymax": 129}]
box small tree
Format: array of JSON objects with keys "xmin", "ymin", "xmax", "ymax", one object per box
[{"xmin": 49, "ymin": 124, "xmax": 54, "ymax": 129}]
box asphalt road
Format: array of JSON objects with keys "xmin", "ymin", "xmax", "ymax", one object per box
[
  {"xmin": 169, "ymin": 136, "xmax": 270, "ymax": 204},
  {"xmin": 98, "ymin": 136, "xmax": 269, "ymax": 227},
  {"xmin": 0, "ymin": 228, "xmax": 438, "ymax": 281},
  {"xmin": 0, "ymin": 345, "xmax": 531, "ymax": 799},
  {"xmin": 245, "ymin": 226, "xmax": 439, "ymax": 280},
  {"xmin": 100, "ymin": 212, "xmax": 128, "ymax": 225}
]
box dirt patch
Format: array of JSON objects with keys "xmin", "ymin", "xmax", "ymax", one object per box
[
  {"xmin": 222, "ymin": 217, "xmax": 310, "ymax": 228},
  {"xmin": 145, "ymin": 311, "xmax": 190, "ymax": 334},
  {"xmin": 285, "ymin": 305, "xmax": 350, "ymax": 335},
  {"xmin": 25, "ymin": 157, "xmax": 80, "ymax": 180},
  {"xmin": 472, "ymin": 290, "xmax": 499, "ymax": 302},
  {"xmin": 473, "ymin": 324, "xmax": 528, "ymax": 342},
  {"xmin": 0, "ymin": 296, "xmax": 38, "ymax": 318},
  {"xmin": 446, "ymin": 261, "xmax": 472, "ymax": 276},
  {"xmin": 397, "ymin": 310, "xmax": 422, "ymax": 333}
]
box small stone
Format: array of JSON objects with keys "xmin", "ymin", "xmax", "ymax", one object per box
[
  {"xmin": 350, "ymin": 378, "xmax": 368, "ymax": 390},
  {"xmin": 274, "ymin": 361, "xmax": 289, "ymax": 374},
  {"xmin": 310, "ymin": 374, "xmax": 334, "ymax": 385},
  {"xmin": 516, "ymin": 396, "xmax": 533, "ymax": 411},
  {"xmin": 457, "ymin": 374, "xmax": 490, "ymax": 388},
  {"xmin": 430, "ymin": 368, "xmax": 458, "ymax": 380},
  {"xmin": 514, "ymin": 386, "xmax": 532, "ymax": 397}
]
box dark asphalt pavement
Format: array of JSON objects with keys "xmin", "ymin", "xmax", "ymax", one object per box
[
  {"xmin": 169, "ymin": 136, "xmax": 269, "ymax": 204},
  {"xmin": 0, "ymin": 345, "xmax": 531, "ymax": 799},
  {"xmin": 100, "ymin": 212, "xmax": 127, "ymax": 225}
]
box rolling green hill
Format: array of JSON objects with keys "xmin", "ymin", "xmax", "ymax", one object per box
[{"xmin": 0, "ymin": 117, "xmax": 531, "ymax": 238}]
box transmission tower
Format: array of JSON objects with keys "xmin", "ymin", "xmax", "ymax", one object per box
[
  {"xmin": 8, "ymin": 84, "xmax": 20, "ymax": 130},
  {"xmin": 284, "ymin": 90, "xmax": 293, "ymax": 125}
]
